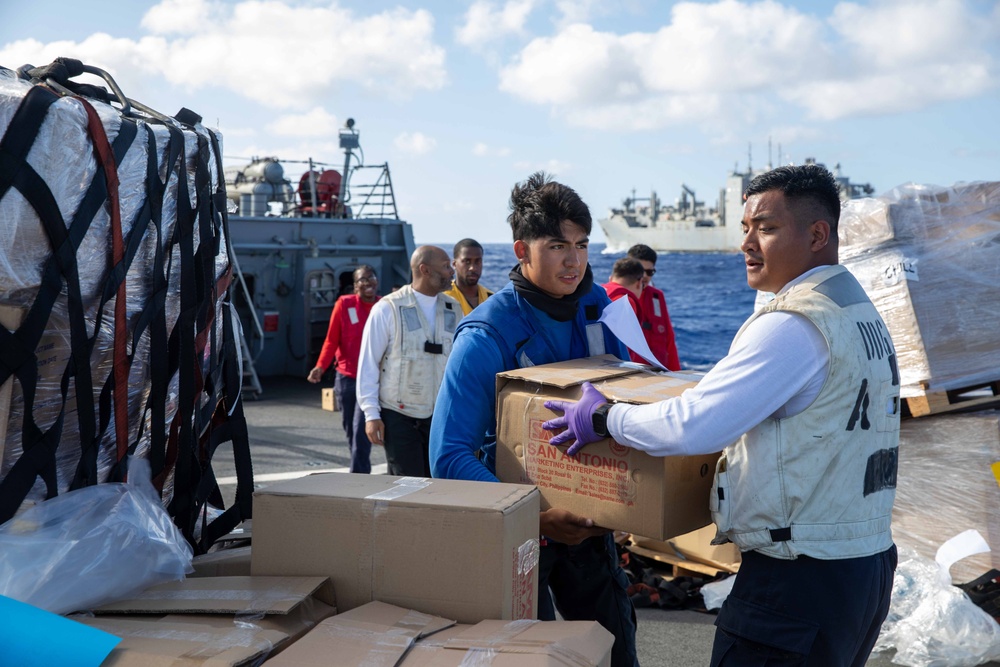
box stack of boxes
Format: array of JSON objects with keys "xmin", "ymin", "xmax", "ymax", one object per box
[{"xmin": 839, "ymin": 182, "xmax": 1000, "ymax": 402}]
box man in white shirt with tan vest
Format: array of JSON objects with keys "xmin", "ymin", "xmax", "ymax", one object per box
[
  {"xmin": 543, "ymin": 164, "xmax": 900, "ymax": 666},
  {"xmin": 357, "ymin": 245, "xmax": 462, "ymax": 477}
]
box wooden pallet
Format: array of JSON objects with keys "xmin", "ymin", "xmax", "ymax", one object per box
[
  {"xmin": 627, "ymin": 544, "xmax": 736, "ymax": 579},
  {"xmin": 904, "ymin": 380, "xmax": 1000, "ymax": 418}
]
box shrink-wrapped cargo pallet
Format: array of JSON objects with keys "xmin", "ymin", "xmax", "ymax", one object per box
[
  {"xmin": 840, "ymin": 182, "xmax": 1000, "ymax": 409},
  {"xmin": 0, "ymin": 59, "xmax": 252, "ymax": 551}
]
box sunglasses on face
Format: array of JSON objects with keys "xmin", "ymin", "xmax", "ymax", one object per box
[{"xmin": 644, "ymin": 268, "xmax": 656, "ymax": 277}]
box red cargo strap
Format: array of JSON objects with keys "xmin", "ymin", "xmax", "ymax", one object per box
[{"xmin": 74, "ymin": 96, "xmax": 129, "ymax": 468}]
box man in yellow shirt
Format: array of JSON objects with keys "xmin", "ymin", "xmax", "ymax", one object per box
[{"xmin": 443, "ymin": 238, "xmax": 494, "ymax": 315}]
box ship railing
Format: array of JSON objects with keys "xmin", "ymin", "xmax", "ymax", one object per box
[{"xmin": 346, "ymin": 163, "xmax": 399, "ymax": 220}]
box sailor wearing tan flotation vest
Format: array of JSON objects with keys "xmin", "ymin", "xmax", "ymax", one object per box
[{"xmin": 357, "ymin": 245, "xmax": 461, "ymax": 477}]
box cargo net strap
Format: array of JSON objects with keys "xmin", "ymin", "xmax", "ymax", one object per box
[{"xmin": 0, "ymin": 73, "xmax": 252, "ymax": 553}]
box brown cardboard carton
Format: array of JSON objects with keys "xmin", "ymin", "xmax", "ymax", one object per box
[
  {"xmin": 398, "ymin": 625, "xmax": 473, "ymax": 666},
  {"xmin": 191, "ymin": 546, "xmax": 252, "ymax": 577},
  {"xmin": 496, "ymin": 356, "xmax": 718, "ymax": 540},
  {"xmin": 406, "ymin": 619, "xmax": 614, "ymax": 666},
  {"xmin": 74, "ymin": 616, "xmax": 286, "ymax": 666},
  {"xmin": 264, "ymin": 601, "xmax": 456, "ymax": 667},
  {"xmin": 83, "ymin": 576, "xmax": 335, "ymax": 664},
  {"xmin": 94, "ymin": 575, "xmax": 334, "ymax": 615},
  {"xmin": 251, "ymin": 473, "xmax": 541, "ymax": 623},
  {"xmin": 321, "ymin": 387, "xmax": 337, "ymax": 412}
]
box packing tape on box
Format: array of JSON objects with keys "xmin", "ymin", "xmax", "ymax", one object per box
[
  {"xmin": 517, "ymin": 537, "xmax": 540, "ymax": 576},
  {"xmin": 392, "ymin": 609, "xmax": 437, "ymax": 634},
  {"xmin": 449, "ymin": 619, "xmax": 597, "ymax": 667},
  {"xmin": 118, "ymin": 586, "xmax": 306, "ymax": 616},
  {"xmin": 99, "ymin": 623, "xmax": 276, "ymax": 660},
  {"xmin": 361, "ymin": 477, "xmax": 433, "ymax": 603},
  {"xmin": 454, "ymin": 647, "xmax": 498, "ymax": 665},
  {"xmin": 313, "ymin": 623, "xmax": 416, "ymax": 665}
]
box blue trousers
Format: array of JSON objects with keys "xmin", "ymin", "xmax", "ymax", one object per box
[
  {"xmin": 334, "ymin": 373, "xmax": 371, "ymax": 473},
  {"xmin": 538, "ymin": 533, "xmax": 638, "ymax": 667},
  {"xmin": 711, "ymin": 545, "xmax": 897, "ymax": 666}
]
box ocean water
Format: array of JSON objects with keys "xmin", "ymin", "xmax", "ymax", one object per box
[{"xmin": 476, "ymin": 243, "xmax": 757, "ymax": 370}]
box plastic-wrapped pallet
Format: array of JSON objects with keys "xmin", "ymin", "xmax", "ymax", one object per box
[
  {"xmin": 891, "ymin": 413, "xmax": 1000, "ymax": 584},
  {"xmin": 840, "ymin": 182, "xmax": 1000, "ymax": 399},
  {"xmin": 0, "ymin": 58, "xmax": 252, "ymax": 552}
]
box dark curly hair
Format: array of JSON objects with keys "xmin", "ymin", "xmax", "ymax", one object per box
[{"xmin": 508, "ymin": 172, "xmax": 591, "ymax": 241}]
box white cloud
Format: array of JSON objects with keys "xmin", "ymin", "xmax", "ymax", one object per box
[
  {"xmin": 495, "ymin": 0, "xmax": 998, "ymax": 129},
  {"xmin": 141, "ymin": 0, "xmax": 217, "ymax": 34},
  {"xmin": 829, "ymin": 0, "xmax": 984, "ymax": 70},
  {"xmin": 473, "ymin": 142, "xmax": 511, "ymax": 157},
  {"xmin": 0, "ymin": 0, "xmax": 446, "ymax": 110},
  {"xmin": 395, "ymin": 131, "xmax": 437, "ymax": 156},
  {"xmin": 456, "ymin": 0, "xmax": 537, "ymax": 49},
  {"xmin": 783, "ymin": 62, "xmax": 994, "ymax": 121},
  {"xmin": 267, "ymin": 108, "xmax": 339, "ymax": 138},
  {"xmin": 554, "ymin": 0, "xmax": 605, "ymax": 27}
]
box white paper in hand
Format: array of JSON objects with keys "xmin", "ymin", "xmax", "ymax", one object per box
[{"xmin": 597, "ymin": 296, "xmax": 666, "ymax": 370}]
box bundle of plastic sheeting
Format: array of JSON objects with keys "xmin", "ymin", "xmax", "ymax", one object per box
[
  {"xmin": 0, "ymin": 458, "xmax": 192, "ymax": 614},
  {"xmin": 0, "ymin": 58, "xmax": 252, "ymax": 553},
  {"xmin": 840, "ymin": 182, "xmax": 1000, "ymax": 398},
  {"xmin": 873, "ymin": 534, "xmax": 1000, "ymax": 667}
]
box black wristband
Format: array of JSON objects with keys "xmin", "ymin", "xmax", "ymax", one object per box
[{"xmin": 592, "ymin": 403, "xmax": 612, "ymax": 438}]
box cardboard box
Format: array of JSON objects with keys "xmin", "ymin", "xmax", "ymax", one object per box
[
  {"xmin": 75, "ymin": 617, "xmax": 286, "ymax": 666},
  {"xmin": 496, "ymin": 356, "xmax": 718, "ymax": 540},
  {"xmin": 252, "ymin": 473, "xmax": 541, "ymax": 623},
  {"xmin": 78, "ymin": 576, "xmax": 335, "ymax": 665},
  {"xmin": 191, "ymin": 546, "xmax": 252, "ymax": 577},
  {"xmin": 398, "ymin": 624, "xmax": 473, "ymax": 666},
  {"xmin": 264, "ymin": 601, "xmax": 456, "ymax": 667},
  {"xmin": 403, "ymin": 619, "xmax": 615, "ymax": 666},
  {"xmin": 321, "ymin": 387, "xmax": 338, "ymax": 411}
]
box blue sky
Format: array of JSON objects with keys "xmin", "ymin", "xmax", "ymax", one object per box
[{"xmin": 2, "ymin": 0, "xmax": 998, "ymax": 244}]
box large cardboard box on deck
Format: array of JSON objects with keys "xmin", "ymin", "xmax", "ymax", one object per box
[
  {"xmin": 75, "ymin": 575, "xmax": 335, "ymax": 666},
  {"xmin": 402, "ymin": 618, "xmax": 614, "ymax": 666},
  {"xmin": 266, "ymin": 601, "xmax": 614, "ymax": 667},
  {"xmin": 264, "ymin": 600, "xmax": 457, "ymax": 666},
  {"xmin": 496, "ymin": 355, "xmax": 718, "ymax": 540},
  {"xmin": 251, "ymin": 473, "xmax": 541, "ymax": 623}
]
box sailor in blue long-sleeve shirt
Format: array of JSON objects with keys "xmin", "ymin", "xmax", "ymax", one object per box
[{"xmin": 429, "ymin": 172, "xmax": 638, "ymax": 667}]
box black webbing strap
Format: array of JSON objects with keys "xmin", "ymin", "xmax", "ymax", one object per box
[
  {"xmin": 197, "ymin": 129, "xmax": 254, "ymax": 548},
  {"xmin": 0, "ymin": 85, "xmax": 73, "ymax": 520},
  {"xmin": 110, "ymin": 123, "xmax": 173, "ymax": 485},
  {"xmin": 770, "ymin": 527, "xmax": 792, "ymax": 542},
  {"xmin": 162, "ymin": 122, "xmax": 199, "ymax": 543}
]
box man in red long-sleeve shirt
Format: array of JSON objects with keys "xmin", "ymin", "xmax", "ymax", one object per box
[
  {"xmin": 628, "ymin": 244, "xmax": 681, "ymax": 370},
  {"xmin": 602, "ymin": 257, "xmax": 647, "ymax": 365},
  {"xmin": 307, "ymin": 265, "xmax": 380, "ymax": 473}
]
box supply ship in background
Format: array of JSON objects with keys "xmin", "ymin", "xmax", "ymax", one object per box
[
  {"xmin": 223, "ymin": 119, "xmax": 415, "ymax": 387},
  {"xmin": 599, "ymin": 157, "xmax": 875, "ymax": 253}
]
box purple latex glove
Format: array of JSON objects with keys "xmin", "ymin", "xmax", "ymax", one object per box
[{"xmin": 542, "ymin": 381, "xmax": 609, "ymax": 456}]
